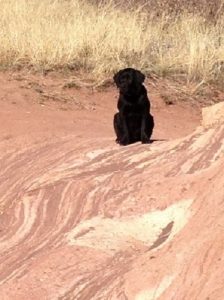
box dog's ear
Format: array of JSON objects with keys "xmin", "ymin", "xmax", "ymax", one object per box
[
  {"xmin": 135, "ymin": 70, "xmax": 145, "ymax": 84},
  {"xmin": 113, "ymin": 71, "xmax": 121, "ymax": 87}
]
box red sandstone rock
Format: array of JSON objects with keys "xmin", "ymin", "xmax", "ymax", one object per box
[{"xmin": 0, "ymin": 73, "xmax": 223, "ymax": 300}]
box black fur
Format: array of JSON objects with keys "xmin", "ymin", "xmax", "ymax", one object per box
[{"xmin": 113, "ymin": 68, "xmax": 154, "ymax": 145}]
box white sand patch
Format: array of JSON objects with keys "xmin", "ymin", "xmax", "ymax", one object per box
[
  {"xmin": 129, "ymin": 150, "xmax": 151, "ymax": 163},
  {"xmin": 86, "ymin": 148, "xmax": 111, "ymax": 159},
  {"xmin": 135, "ymin": 275, "xmax": 175, "ymax": 300},
  {"xmin": 67, "ymin": 199, "xmax": 193, "ymax": 253}
]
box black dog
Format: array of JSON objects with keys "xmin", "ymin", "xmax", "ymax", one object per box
[{"xmin": 113, "ymin": 68, "xmax": 154, "ymax": 145}]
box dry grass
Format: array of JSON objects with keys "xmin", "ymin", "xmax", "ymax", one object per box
[{"xmin": 0, "ymin": 0, "xmax": 223, "ymax": 85}]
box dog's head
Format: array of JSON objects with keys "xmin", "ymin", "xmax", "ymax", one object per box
[{"xmin": 113, "ymin": 68, "xmax": 145, "ymax": 95}]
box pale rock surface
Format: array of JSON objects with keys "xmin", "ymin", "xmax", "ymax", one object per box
[{"xmin": 202, "ymin": 101, "xmax": 224, "ymax": 127}]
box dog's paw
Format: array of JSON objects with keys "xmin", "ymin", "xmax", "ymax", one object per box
[
  {"xmin": 141, "ymin": 134, "xmax": 150, "ymax": 144},
  {"xmin": 117, "ymin": 135, "xmax": 130, "ymax": 146}
]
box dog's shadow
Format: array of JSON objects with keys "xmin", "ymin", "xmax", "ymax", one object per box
[
  {"xmin": 149, "ymin": 139, "xmax": 167, "ymax": 143},
  {"xmin": 116, "ymin": 139, "xmax": 167, "ymax": 146}
]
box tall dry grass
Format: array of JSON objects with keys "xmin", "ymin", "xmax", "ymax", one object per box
[{"xmin": 0, "ymin": 0, "xmax": 223, "ymax": 84}]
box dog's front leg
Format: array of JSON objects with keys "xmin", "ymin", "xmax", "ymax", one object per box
[
  {"xmin": 117, "ymin": 98, "xmax": 131, "ymax": 145},
  {"xmin": 141, "ymin": 113, "xmax": 154, "ymax": 144},
  {"xmin": 120, "ymin": 114, "xmax": 130, "ymax": 145},
  {"xmin": 141, "ymin": 113, "xmax": 150, "ymax": 144},
  {"xmin": 114, "ymin": 113, "xmax": 130, "ymax": 145}
]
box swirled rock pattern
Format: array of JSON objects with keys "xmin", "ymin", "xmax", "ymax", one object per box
[{"xmin": 0, "ymin": 101, "xmax": 224, "ymax": 300}]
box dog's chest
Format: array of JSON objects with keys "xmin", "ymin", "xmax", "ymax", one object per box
[{"xmin": 125, "ymin": 101, "xmax": 143, "ymax": 115}]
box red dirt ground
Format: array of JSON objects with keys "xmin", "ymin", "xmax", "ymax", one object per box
[{"xmin": 0, "ymin": 71, "xmax": 200, "ymax": 146}]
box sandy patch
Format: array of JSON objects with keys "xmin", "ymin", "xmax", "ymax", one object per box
[{"xmin": 67, "ymin": 198, "xmax": 193, "ymax": 253}]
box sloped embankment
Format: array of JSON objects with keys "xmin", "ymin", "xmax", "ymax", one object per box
[{"xmin": 0, "ymin": 103, "xmax": 224, "ymax": 300}]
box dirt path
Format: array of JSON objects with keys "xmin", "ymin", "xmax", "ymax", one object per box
[
  {"xmin": 1, "ymin": 71, "xmax": 224, "ymax": 300},
  {"xmin": 0, "ymin": 71, "xmax": 200, "ymax": 145}
]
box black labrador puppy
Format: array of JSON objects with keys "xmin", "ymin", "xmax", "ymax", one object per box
[{"xmin": 113, "ymin": 68, "xmax": 154, "ymax": 145}]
